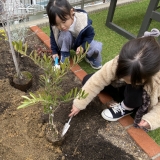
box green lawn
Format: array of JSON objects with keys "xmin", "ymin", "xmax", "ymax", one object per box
[{"xmin": 41, "ymin": 0, "xmax": 160, "ymax": 145}]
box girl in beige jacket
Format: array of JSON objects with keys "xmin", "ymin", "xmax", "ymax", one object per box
[{"xmin": 69, "ymin": 36, "xmax": 160, "ymax": 131}]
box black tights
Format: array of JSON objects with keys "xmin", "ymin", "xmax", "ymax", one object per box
[{"xmin": 82, "ymin": 74, "xmax": 143, "ymax": 109}]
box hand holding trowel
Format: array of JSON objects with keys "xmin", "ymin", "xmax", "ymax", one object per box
[
  {"xmin": 61, "ymin": 104, "xmax": 80, "ymax": 137},
  {"xmin": 54, "ymin": 57, "xmax": 60, "ymax": 69},
  {"xmin": 61, "ymin": 116, "xmax": 73, "ymax": 137}
]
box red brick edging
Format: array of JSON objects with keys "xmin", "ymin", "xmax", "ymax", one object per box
[{"xmin": 30, "ymin": 25, "xmax": 160, "ymax": 159}]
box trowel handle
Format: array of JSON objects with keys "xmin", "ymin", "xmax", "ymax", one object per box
[
  {"xmin": 54, "ymin": 57, "xmax": 59, "ymax": 65},
  {"xmin": 68, "ymin": 116, "xmax": 73, "ymax": 124}
]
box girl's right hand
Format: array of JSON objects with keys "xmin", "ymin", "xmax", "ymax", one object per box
[
  {"xmin": 76, "ymin": 46, "xmax": 83, "ymax": 55},
  {"xmin": 52, "ymin": 54, "xmax": 59, "ymax": 60},
  {"xmin": 69, "ymin": 105, "xmax": 80, "ymax": 117}
]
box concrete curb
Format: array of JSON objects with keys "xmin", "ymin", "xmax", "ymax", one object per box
[{"xmin": 30, "ymin": 25, "xmax": 160, "ymax": 160}]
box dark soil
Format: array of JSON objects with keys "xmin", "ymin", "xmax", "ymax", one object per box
[{"xmin": 0, "ymin": 29, "xmax": 150, "ymax": 160}]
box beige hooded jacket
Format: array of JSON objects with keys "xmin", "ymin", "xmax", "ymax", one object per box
[{"xmin": 73, "ymin": 56, "xmax": 160, "ymax": 130}]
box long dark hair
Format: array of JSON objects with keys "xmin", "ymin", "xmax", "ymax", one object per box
[
  {"xmin": 116, "ymin": 36, "xmax": 160, "ymax": 86},
  {"xmin": 46, "ymin": 0, "xmax": 73, "ymax": 26}
]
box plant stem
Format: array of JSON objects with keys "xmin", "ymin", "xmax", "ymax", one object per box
[{"xmin": 49, "ymin": 113, "xmax": 58, "ymax": 135}]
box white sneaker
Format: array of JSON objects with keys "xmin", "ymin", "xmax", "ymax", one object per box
[{"xmin": 101, "ymin": 103, "xmax": 133, "ymax": 121}]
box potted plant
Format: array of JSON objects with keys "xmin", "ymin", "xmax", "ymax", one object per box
[{"xmin": 13, "ymin": 40, "xmax": 89, "ymax": 145}]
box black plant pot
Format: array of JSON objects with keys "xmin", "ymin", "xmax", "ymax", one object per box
[{"xmin": 10, "ymin": 71, "xmax": 33, "ymax": 92}]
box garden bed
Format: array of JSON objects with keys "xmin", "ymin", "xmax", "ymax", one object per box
[{"xmin": 0, "ymin": 30, "xmax": 150, "ymax": 160}]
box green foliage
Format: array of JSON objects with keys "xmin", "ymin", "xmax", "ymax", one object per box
[
  {"xmin": 12, "ymin": 41, "xmax": 89, "ymax": 122},
  {"xmin": 12, "ymin": 41, "xmax": 27, "ymax": 55},
  {"xmin": 0, "ymin": 29, "xmax": 7, "ymax": 40},
  {"xmin": 148, "ymin": 128, "xmax": 160, "ymax": 146}
]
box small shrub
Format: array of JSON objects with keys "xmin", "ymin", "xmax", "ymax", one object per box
[{"xmin": 13, "ymin": 40, "xmax": 89, "ymax": 133}]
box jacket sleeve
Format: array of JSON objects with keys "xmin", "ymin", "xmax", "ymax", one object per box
[
  {"xmin": 81, "ymin": 24, "xmax": 95, "ymax": 49},
  {"xmin": 142, "ymin": 101, "xmax": 160, "ymax": 130},
  {"xmin": 50, "ymin": 26, "xmax": 59, "ymax": 55},
  {"xmin": 73, "ymin": 56, "xmax": 119, "ymax": 110}
]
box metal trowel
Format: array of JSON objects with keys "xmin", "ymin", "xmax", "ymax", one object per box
[
  {"xmin": 61, "ymin": 116, "xmax": 73, "ymax": 137},
  {"xmin": 54, "ymin": 57, "xmax": 60, "ymax": 69}
]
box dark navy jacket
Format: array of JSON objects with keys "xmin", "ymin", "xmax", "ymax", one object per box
[{"xmin": 49, "ymin": 9, "xmax": 95, "ymax": 55}]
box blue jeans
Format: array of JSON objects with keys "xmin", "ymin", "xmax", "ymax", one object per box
[{"xmin": 57, "ymin": 31, "xmax": 102, "ymax": 63}]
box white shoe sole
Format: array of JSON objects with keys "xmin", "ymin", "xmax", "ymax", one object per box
[
  {"xmin": 101, "ymin": 111, "xmax": 132, "ymax": 122},
  {"xmin": 85, "ymin": 57, "xmax": 102, "ymax": 70}
]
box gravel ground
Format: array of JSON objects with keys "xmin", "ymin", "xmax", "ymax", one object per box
[{"xmin": 98, "ymin": 121, "xmax": 150, "ymax": 160}]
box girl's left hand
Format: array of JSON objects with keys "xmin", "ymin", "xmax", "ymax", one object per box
[{"xmin": 138, "ymin": 119, "xmax": 151, "ymax": 129}]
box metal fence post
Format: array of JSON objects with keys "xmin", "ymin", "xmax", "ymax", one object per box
[{"xmin": 81, "ymin": 0, "xmax": 84, "ymax": 9}]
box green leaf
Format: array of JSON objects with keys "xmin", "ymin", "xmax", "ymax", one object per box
[
  {"xmin": 85, "ymin": 42, "xmax": 90, "ymax": 53},
  {"xmin": 70, "ymin": 88, "xmax": 73, "ymax": 97},
  {"xmin": 29, "ymin": 93, "xmax": 36, "ymax": 100},
  {"xmin": 19, "ymin": 40, "xmax": 23, "ymax": 51},
  {"xmin": 83, "ymin": 93, "xmax": 89, "ymax": 99},
  {"xmin": 85, "ymin": 42, "xmax": 88, "ymax": 51},
  {"xmin": 21, "ymin": 95, "xmax": 31, "ymax": 101},
  {"xmin": 74, "ymin": 87, "xmax": 78, "ymax": 97},
  {"xmin": 17, "ymin": 103, "xmax": 29, "ymax": 109},
  {"xmin": 24, "ymin": 43, "xmax": 28, "ymax": 54}
]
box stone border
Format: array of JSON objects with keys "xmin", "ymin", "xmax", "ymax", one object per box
[{"xmin": 30, "ymin": 25, "xmax": 160, "ymax": 160}]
